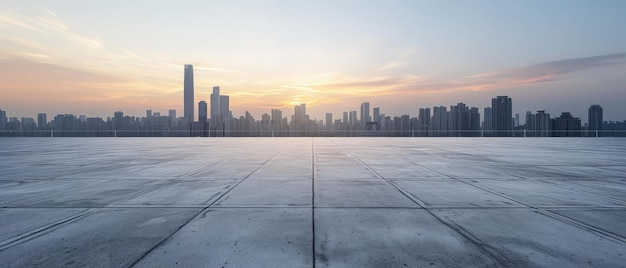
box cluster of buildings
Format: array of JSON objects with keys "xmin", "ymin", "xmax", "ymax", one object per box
[{"xmin": 1, "ymin": 65, "xmax": 625, "ymax": 137}]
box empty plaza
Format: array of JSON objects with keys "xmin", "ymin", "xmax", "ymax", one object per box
[{"xmin": 1, "ymin": 138, "xmax": 625, "ymax": 267}]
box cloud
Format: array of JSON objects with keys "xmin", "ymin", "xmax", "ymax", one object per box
[
  {"xmin": 276, "ymin": 52, "xmax": 626, "ymax": 103},
  {"xmin": 0, "ymin": 57, "xmax": 125, "ymax": 91},
  {"xmin": 469, "ymin": 52, "xmax": 626, "ymax": 84},
  {"xmin": 374, "ymin": 46, "xmax": 419, "ymax": 73},
  {"xmin": 409, "ymin": 52, "xmax": 626, "ymax": 93}
]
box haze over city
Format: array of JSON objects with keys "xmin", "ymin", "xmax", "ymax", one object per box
[{"xmin": 2, "ymin": 1, "xmax": 626, "ymax": 122}]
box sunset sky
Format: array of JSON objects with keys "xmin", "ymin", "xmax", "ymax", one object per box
[{"xmin": 1, "ymin": 0, "xmax": 626, "ymax": 123}]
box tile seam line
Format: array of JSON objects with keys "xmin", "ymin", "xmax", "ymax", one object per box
[
  {"xmin": 128, "ymin": 140, "xmax": 296, "ymax": 268},
  {"xmin": 407, "ymin": 158, "xmax": 626, "ymax": 244},
  {"xmin": 0, "ymin": 208, "xmax": 98, "ymax": 251},
  {"xmin": 327, "ymin": 140, "xmax": 512, "ymax": 267},
  {"xmin": 312, "ymin": 137, "xmax": 316, "ymax": 268}
]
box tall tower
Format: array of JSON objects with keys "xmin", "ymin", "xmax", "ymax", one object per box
[
  {"xmin": 588, "ymin": 105, "xmax": 603, "ymax": 136},
  {"xmin": 360, "ymin": 102, "xmax": 370, "ymax": 124},
  {"xmin": 198, "ymin": 101, "xmax": 207, "ymax": 122},
  {"xmin": 184, "ymin": 64, "xmax": 194, "ymax": 126},
  {"xmin": 0, "ymin": 109, "xmax": 6, "ymax": 131},
  {"xmin": 37, "ymin": 113, "xmax": 47, "ymax": 129},
  {"xmin": 373, "ymin": 107, "xmax": 380, "ymax": 125},
  {"xmin": 492, "ymin": 96, "xmax": 512, "ymax": 137}
]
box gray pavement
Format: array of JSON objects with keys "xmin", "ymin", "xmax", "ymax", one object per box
[{"xmin": 1, "ymin": 137, "xmax": 625, "ymax": 267}]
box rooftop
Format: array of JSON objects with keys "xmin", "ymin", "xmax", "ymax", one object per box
[{"xmin": 1, "ymin": 137, "xmax": 625, "ymax": 267}]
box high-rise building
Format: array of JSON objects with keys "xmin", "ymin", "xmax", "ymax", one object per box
[
  {"xmin": 360, "ymin": 102, "xmax": 370, "ymax": 125},
  {"xmin": 349, "ymin": 111, "xmax": 357, "ymax": 126},
  {"xmin": 588, "ymin": 105, "xmax": 603, "ymax": 136},
  {"xmin": 183, "ymin": 64, "xmax": 194, "ymax": 126},
  {"xmin": 210, "ymin": 86, "xmax": 231, "ymax": 135},
  {"xmin": 325, "ymin": 113, "xmax": 333, "ymax": 130},
  {"xmin": 552, "ymin": 112, "xmax": 581, "ymax": 137},
  {"xmin": 198, "ymin": 101, "xmax": 208, "ymax": 137},
  {"xmin": 168, "ymin": 110, "xmax": 176, "ymax": 129},
  {"xmin": 492, "ymin": 96, "xmax": 512, "ymax": 137},
  {"xmin": 448, "ymin": 103, "xmax": 480, "ymax": 137},
  {"xmin": 198, "ymin": 101, "xmax": 207, "ymax": 122},
  {"xmin": 146, "ymin": 110, "xmax": 152, "ymax": 119},
  {"xmin": 343, "ymin": 112, "xmax": 348, "ymax": 124},
  {"xmin": 373, "ymin": 107, "xmax": 380, "ymax": 125},
  {"xmin": 292, "ymin": 103, "xmax": 309, "ymax": 135},
  {"xmin": 483, "ymin": 107, "xmax": 493, "ymax": 136},
  {"xmin": 448, "ymin": 103, "xmax": 467, "ymax": 137},
  {"xmin": 220, "ymin": 95, "xmax": 230, "ymax": 130},
  {"xmin": 535, "ymin": 110, "xmax": 551, "ymax": 137},
  {"xmin": 432, "ymin": 106, "xmax": 448, "ymax": 137},
  {"xmin": 271, "ymin": 109, "xmax": 283, "ymax": 133},
  {"xmin": 0, "ymin": 109, "xmax": 6, "ymax": 131},
  {"xmin": 418, "ymin": 108, "xmax": 430, "ymax": 136},
  {"xmin": 210, "ymin": 86, "xmax": 220, "ymax": 125},
  {"xmin": 37, "ymin": 113, "xmax": 47, "ymax": 129}
]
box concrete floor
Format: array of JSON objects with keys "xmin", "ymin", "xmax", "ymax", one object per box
[{"xmin": 1, "ymin": 137, "xmax": 625, "ymax": 267}]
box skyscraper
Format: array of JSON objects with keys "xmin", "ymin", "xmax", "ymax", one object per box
[
  {"xmin": 373, "ymin": 107, "xmax": 380, "ymax": 125},
  {"xmin": 325, "ymin": 113, "xmax": 333, "ymax": 130},
  {"xmin": 210, "ymin": 86, "xmax": 220, "ymax": 132},
  {"xmin": 492, "ymin": 96, "xmax": 512, "ymax": 137},
  {"xmin": 483, "ymin": 107, "xmax": 493, "ymax": 137},
  {"xmin": 292, "ymin": 103, "xmax": 308, "ymax": 135},
  {"xmin": 360, "ymin": 102, "xmax": 370, "ymax": 125},
  {"xmin": 198, "ymin": 101, "xmax": 207, "ymax": 122},
  {"xmin": 588, "ymin": 105, "xmax": 603, "ymax": 136},
  {"xmin": 552, "ymin": 112, "xmax": 581, "ymax": 137},
  {"xmin": 183, "ymin": 64, "xmax": 194, "ymax": 127},
  {"xmin": 418, "ymin": 108, "xmax": 430, "ymax": 136},
  {"xmin": 210, "ymin": 86, "xmax": 231, "ymax": 136},
  {"xmin": 199, "ymin": 101, "xmax": 207, "ymax": 136},
  {"xmin": 349, "ymin": 111, "xmax": 357, "ymax": 126},
  {"xmin": 535, "ymin": 110, "xmax": 551, "ymax": 137},
  {"xmin": 168, "ymin": 110, "xmax": 176, "ymax": 129},
  {"xmin": 37, "ymin": 113, "xmax": 47, "ymax": 129},
  {"xmin": 0, "ymin": 109, "xmax": 6, "ymax": 131},
  {"xmin": 432, "ymin": 106, "xmax": 448, "ymax": 137}
]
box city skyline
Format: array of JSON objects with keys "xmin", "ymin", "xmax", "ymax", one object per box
[
  {"xmin": 2, "ymin": 1, "xmax": 626, "ymax": 121},
  {"xmin": 0, "ymin": 64, "xmax": 621, "ymax": 131}
]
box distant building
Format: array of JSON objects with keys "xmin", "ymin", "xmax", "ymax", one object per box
[
  {"xmin": 492, "ymin": 96, "xmax": 512, "ymax": 137},
  {"xmin": 432, "ymin": 106, "xmax": 448, "ymax": 137},
  {"xmin": 198, "ymin": 101, "xmax": 207, "ymax": 122},
  {"xmin": 349, "ymin": 111, "xmax": 357, "ymax": 127},
  {"xmin": 373, "ymin": 107, "xmax": 380, "ymax": 125},
  {"xmin": 292, "ymin": 103, "xmax": 310, "ymax": 136},
  {"xmin": 588, "ymin": 105, "xmax": 603, "ymax": 136},
  {"xmin": 360, "ymin": 102, "xmax": 370, "ymax": 126},
  {"xmin": 551, "ymin": 112, "xmax": 581, "ymax": 137},
  {"xmin": 526, "ymin": 110, "xmax": 551, "ymax": 137},
  {"xmin": 199, "ymin": 101, "xmax": 207, "ymax": 136},
  {"xmin": 210, "ymin": 86, "xmax": 231, "ymax": 136},
  {"xmin": 168, "ymin": 110, "xmax": 176, "ymax": 128},
  {"xmin": 0, "ymin": 109, "xmax": 6, "ymax": 131},
  {"xmin": 37, "ymin": 113, "xmax": 47, "ymax": 129},
  {"xmin": 448, "ymin": 103, "xmax": 480, "ymax": 137},
  {"xmin": 183, "ymin": 64, "xmax": 194, "ymax": 128},
  {"xmin": 418, "ymin": 108, "xmax": 430, "ymax": 136},
  {"xmin": 483, "ymin": 107, "xmax": 493, "ymax": 136},
  {"xmin": 325, "ymin": 113, "xmax": 333, "ymax": 131}
]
